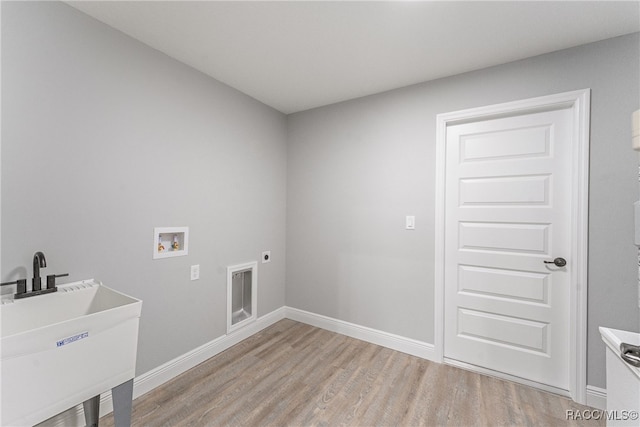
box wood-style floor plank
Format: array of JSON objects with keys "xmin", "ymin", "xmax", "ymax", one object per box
[{"xmin": 100, "ymin": 319, "xmax": 603, "ymax": 426}]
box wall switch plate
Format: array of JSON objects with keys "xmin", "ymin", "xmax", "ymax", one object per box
[
  {"xmin": 262, "ymin": 251, "xmax": 271, "ymax": 263},
  {"xmin": 190, "ymin": 265, "xmax": 200, "ymax": 281},
  {"xmin": 405, "ymin": 215, "xmax": 415, "ymax": 230}
]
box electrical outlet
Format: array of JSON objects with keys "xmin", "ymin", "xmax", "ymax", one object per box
[
  {"xmin": 262, "ymin": 251, "xmax": 271, "ymax": 263},
  {"xmin": 190, "ymin": 264, "xmax": 200, "ymax": 281}
]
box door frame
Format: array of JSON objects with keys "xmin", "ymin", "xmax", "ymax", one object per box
[{"xmin": 433, "ymin": 89, "xmax": 591, "ymax": 404}]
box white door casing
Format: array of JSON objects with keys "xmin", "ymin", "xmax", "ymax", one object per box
[{"xmin": 434, "ymin": 89, "xmax": 590, "ymax": 404}]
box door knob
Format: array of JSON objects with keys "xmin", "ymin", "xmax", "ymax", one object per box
[{"xmin": 544, "ymin": 257, "xmax": 567, "ymax": 267}]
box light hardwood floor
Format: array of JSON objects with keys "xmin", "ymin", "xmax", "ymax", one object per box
[{"xmin": 101, "ymin": 319, "xmax": 603, "ymax": 426}]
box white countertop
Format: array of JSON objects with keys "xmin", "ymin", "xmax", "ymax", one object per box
[{"xmin": 600, "ymin": 326, "xmax": 640, "ymax": 380}]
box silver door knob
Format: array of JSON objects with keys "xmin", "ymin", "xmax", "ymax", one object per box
[{"xmin": 544, "ymin": 257, "xmax": 567, "ymax": 267}]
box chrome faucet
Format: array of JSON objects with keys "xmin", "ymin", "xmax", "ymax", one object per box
[{"xmin": 32, "ymin": 251, "xmax": 47, "ymax": 291}]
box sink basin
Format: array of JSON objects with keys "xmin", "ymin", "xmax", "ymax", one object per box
[
  {"xmin": 1, "ymin": 279, "xmax": 142, "ymax": 426},
  {"xmin": 600, "ymin": 327, "xmax": 640, "ymax": 426}
]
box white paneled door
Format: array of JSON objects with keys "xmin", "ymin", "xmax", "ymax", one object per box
[{"xmin": 443, "ymin": 107, "xmax": 574, "ymax": 392}]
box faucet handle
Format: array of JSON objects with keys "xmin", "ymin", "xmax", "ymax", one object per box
[
  {"xmin": 1, "ymin": 279, "xmax": 27, "ymax": 295},
  {"xmin": 46, "ymin": 273, "xmax": 69, "ymax": 290}
]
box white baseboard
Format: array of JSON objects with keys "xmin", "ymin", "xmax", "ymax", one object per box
[
  {"xmin": 129, "ymin": 306, "xmax": 286, "ymax": 401},
  {"xmin": 586, "ymin": 385, "xmax": 607, "ymax": 410},
  {"xmin": 39, "ymin": 307, "xmax": 286, "ymax": 427},
  {"xmin": 286, "ymin": 307, "xmax": 606, "ymax": 412},
  {"xmin": 284, "ymin": 307, "xmax": 436, "ymax": 361},
  {"xmin": 39, "ymin": 305, "xmax": 601, "ymax": 427}
]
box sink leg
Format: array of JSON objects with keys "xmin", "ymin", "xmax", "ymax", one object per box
[
  {"xmin": 112, "ymin": 379, "xmax": 134, "ymax": 427},
  {"xmin": 83, "ymin": 395, "xmax": 100, "ymax": 427}
]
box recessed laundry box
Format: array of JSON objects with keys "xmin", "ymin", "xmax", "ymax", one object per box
[{"xmin": 227, "ymin": 261, "xmax": 257, "ymax": 333}]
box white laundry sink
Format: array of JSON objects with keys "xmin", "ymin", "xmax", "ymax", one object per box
[
  {"xmin": 1, "ymin": 279, "xmax": 142, "ymax": 426},
  {"xmin": 600, "ymin": 327, "xmax": 640, "ymax": 426}
]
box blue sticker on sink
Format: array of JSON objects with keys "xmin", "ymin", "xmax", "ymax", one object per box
[{"xmin": 56, "ymin": 332, "xmax": 89, "ymax": 347}]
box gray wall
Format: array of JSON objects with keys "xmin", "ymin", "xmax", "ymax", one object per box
[
  {"xmin": 3, "ymin": 0, "xmax": 639, "ymax": 394},
  {"xmin": 286, "ymin": 33, "xmax": 640, "ymax": 388},
  {"xmin": 1, "ymin": 1, "xmax": 287, "ymax": 375}
]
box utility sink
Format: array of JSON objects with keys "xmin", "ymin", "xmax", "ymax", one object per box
[
  {"xmin": 1, "ymin": 279, "xmax": 142, "ymax": 426},
  {"xmin": 600, "ymin": 327, "xmax": 640, "ymax": 426}
]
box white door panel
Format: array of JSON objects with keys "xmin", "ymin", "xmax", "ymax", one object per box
[
  {"xmin": 457, "ymin": 209, "xmax": 552, "ymax": 223},
  {"xmin": 457, "ymin": 251, "xmax": 560, "ymax": 273},
  {"xmin": 459, "ymin": 222, "xmax": 550, "ymax": 253},
  {"xmin": 458, "ymin": 265, "xmax": 548, "ymax": 303},
  {"xmin": 459, "ymin": 125, "xmax": 550, "ymax": 162},
  {"xmin": 458, "ymin": 159, "xmax": 554, "ymax": 177},
  {"xmin": 460, "ymin": 175, "xmax": 550, "ymax": 206},
  {"xmin": 457, "ymin": 309, "xmax": 549, "ymax": 353},
  {"xmin": 444, "ymin": 108, "xmax": 572, "ymax": 390},
  {"xmin": 456, "ymin": 293, "xmax": 551, "ymax": 322}
]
